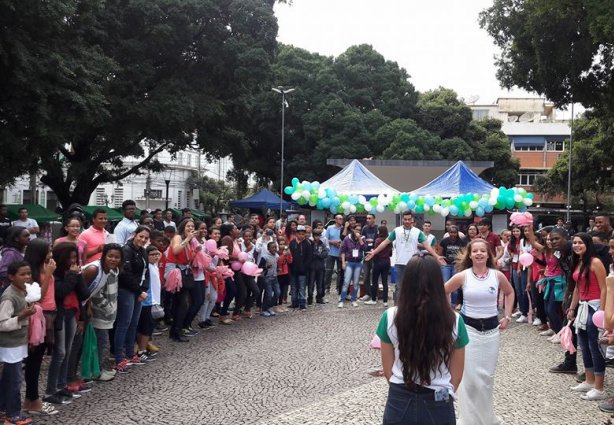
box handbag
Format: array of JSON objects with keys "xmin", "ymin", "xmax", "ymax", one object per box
[
  {"xmin": 177, "ymin": 245, "xmax": 195, "ymax": 290},
  {"xmin": 151, "ymin": 304, "xmax": 165, "ymax": 320}
]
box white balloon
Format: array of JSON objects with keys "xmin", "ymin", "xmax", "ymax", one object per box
[
  {"xmin": 488, "ymin": 197, "xmax": 497, "ymax": 206},
  {"xmin": 514, "ymin": 194, "xmax": 523, "ymax": 203},
  {"xmin": 302, "ymin": 190, "xmax": 310, "ymax": 199},
  {"xmin": 398, "ymin": 201, "xmax": 407, "ymax": 211},
  {"xmin": 358, "ymin": 195, "xmax": 367, "ymax": 205},
  {"xmin": 490, "ymin": 188, "xmax": 499, "ymax": 197},
  {"xmin": 469, "ymin": 201, "xmax": 478, "ymax": 209},
  {"xmin": 341, "ymin": 201, "xmax": 351, "ymax": 209},
  {"xmin": 464, "ymin": 209, "xmax": 473, "ymax": 217},
  {"xmin": 440, "ymin": 207, "xmax": 449, "ymax": 217},
  {"xmin": 349, "ymin": 205, "xmax": 357, "ymax": 213},
  {"xmin": 423, "ymin": 204, "xmax": 430, "ymax": 212},
  {"xmin": 523, "ymin": 198, "xmax": 533, "ymax": 206},
  {"xmin": 433, "ymin": 204, "xmax": 442, "ymax": 213},
  {"xmin": 344, "ymin": 209, "xmax": 351, "ymax": 216},
  {"xmin": 318, "ymin": 189, "xmax": 326, "ymax": 199},
  {"xmin": 291, "ymin": 192, "xmax": 301, "ymax": 200},
  {"xmin": 376, "ymin": 204, "xmax": 385, "ymax": 213}
]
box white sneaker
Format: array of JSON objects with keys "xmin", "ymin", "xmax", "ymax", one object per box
[
  {"xmin": 383, "ymin": 302, "xmax": 389, "ymax": 307},
  {"xmin": 512, "ymin": 311, "xmax": 522, "ymax": 318},
  {"xmin": 337, "ymin": 302, "xmax": 343, "ymax": 308},
  {"xmin": 360, "ymin": 295, "xmax": 371, "ymax": 302},
  {"xmin": 532, "ymin": 318, "xmax": 542, "ymax": 326},
  {"xmin": 581, "ymin": 388, "xmax": 608, "ymax": 400},
  {"xmin": 352, "ymin": 301, "xmax": 359, "ymax": 307},
  {"xmin": 571, "ymin": 382, "xmax": 594, "ymax": 392},
  {"xmin": 550, "ymin": 335, "xmax": 561, "ymax": 344},
  {"xmin": 363, "ymin": 300, "xmax": 377, "ymax": 305},
  {"xmin": 516, "ymin": 315, "xmax": 528, "ymax": 323},
  {"xmin": 540, "ymin": 329, "xmax": 555, "ymax": 336}
]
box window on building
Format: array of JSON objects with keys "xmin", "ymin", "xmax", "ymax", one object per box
[
  {"xmin": 178, "ymin": 153, "xmax": 183, "ymax": 165},
  {"xmin": 472, "ymin": 109, "xmax": 490, "ymax": 120},
  {"xmin": 95, "ymin": 188, "xmax": 106, "ymax": 206},
  {"xmin": 144, "ymin": 189, "xmax": 162, "ymax": 199},
  {"xmin": 514, "ymin": 144, "xmax": 544, "ymax": 151},
  {"xmin": 177, "ymin": 190, "xmax": 182, "ymax": 208},
  {"xmin": 113, "ymin": 188, "xmax": 124, "ymax": 208},
  {"xmin": 546, "ymin": 140, "xmax": 565, "ymax": 151},
  {"xmin": 518, "ymin": 171, "xmax": 546, "ymax": 186}
]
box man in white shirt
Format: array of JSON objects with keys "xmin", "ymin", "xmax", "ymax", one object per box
[
  {"xmin": 162, "ymin": 210, "xmax": 176, "ymax": 230},
  {"xmin": 12, "ymin": 207, "xmax": 39, "ymax": 240},
  {"xmin": 113, "ymin": 200, "xmax": 138, "ymax": 245}
]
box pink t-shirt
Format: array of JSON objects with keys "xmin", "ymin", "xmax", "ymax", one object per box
[
  {"xmin": 39, "ymin": 272, "xmax": 56, "ymax": 311},
  {"xmin": 79, "ymin": 226, "xmax": 108, "ymax": 262},
  {"xmin": 544, "ymin": 253, "xmax": 563, "ymax": 277}
]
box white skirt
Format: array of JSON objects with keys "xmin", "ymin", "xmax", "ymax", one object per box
[{"xmin": 457, "ymin": 325, "xmax": 503, "ymax": 425}]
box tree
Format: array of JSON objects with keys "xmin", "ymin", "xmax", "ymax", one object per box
[
  {"xmin": 186, "ymin": 174, "xmax": 238, "ymax": 216},
  {"xmin": 0, "ymin": 0, "xmax": 278, "ymax": 207},
  {"xmin": 479, "ymin": 0, "xmax": 614, "ymax": 117},
  {"xmin": 533, "ymin": 116, "xmax": 614, "ymax": 210}
]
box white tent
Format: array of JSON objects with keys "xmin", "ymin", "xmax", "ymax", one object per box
[{"xmin": 321, "ymin": 159, "xmax": 400, "ymax": 196}]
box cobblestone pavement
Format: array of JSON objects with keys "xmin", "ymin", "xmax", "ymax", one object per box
[{"xmin": 36, "ymin": 301, "xmax": 614, "ymax": 425}]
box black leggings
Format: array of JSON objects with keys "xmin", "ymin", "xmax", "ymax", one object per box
[
  {"xmin": 371, "ymin": 258, "xmax": 390, "ymax": 302},
  {"xmin": 278, "ymin": 274, "xmax": 290, "ymax": 304},
  {"xmin": 242, "ymin": 274, "xmax": 260, "ymax": 312},
  {"xmin": 171, "ymin": 288, "xmax": 190, "ymax": 337},
  {"xmin": 25, "ymin": 343, "xmax": 48, "ymax": 401},
  {"xmin": 221, "ymin": 278, "xmax": 237, "ymax": 316},
  {"xmin": 183, "ymin": 280, "xmax": 204, "ymax": 329}
]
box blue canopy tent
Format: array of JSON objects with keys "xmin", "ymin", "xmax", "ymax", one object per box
[
  {"xmin": 230, "ymin": 189, "xmax": 297, "ymax": 211},
  {"xmin": 411, "ymin": 161, "xmax": 494, "ymax": 197},
  {"xmin": 321, "ymin": 159, "xmax": 400, "ymax": 196}
]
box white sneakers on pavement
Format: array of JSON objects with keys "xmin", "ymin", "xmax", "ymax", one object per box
[
  {"xmin": 532, "ymin": 318, "xmax": 542, "ymax": 326},
  {"xmin": 337, "ymin": 302, "xmax": 343, "ymax": 308},
  {"xmin": 540, "ymin": 329, "xmax": 555, "ymax": 336},
  {"xmin": 516, "ymin": 315, "xmax": 528, "ymax": 323},
  {"xmin": 352, "ymin": 301, "xmax": 359, "ymax": 307},
  {"xmin": 570, "ymin": 382, "xmax": 594, "ymax": 392},
  {"xmin": 581, "ymin": 389, "xmax": 609, "ymax": 401},
  {"xmin": 360, "ymin": 295, "xmax": 371, "ymax": 302},
  {"xmin": 363, "ymin": 300, "xmax": 377, "ymax": 305}
]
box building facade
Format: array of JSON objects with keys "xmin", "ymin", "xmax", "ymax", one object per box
[{"xmin": 1, "ymin": 149, "xmax": 233, "ymax": 212}]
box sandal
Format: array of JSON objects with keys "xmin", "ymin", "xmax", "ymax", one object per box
[{"xmin": 27, "ymin": 402, "xmax": 59, "ymax": 416}]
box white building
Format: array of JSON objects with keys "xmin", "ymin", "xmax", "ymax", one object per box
[{"xmin": 1, "ymin": 148, "xmax": 233, "ymax": 212}]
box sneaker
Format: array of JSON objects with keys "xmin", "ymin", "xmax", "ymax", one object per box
[
  {"xmin": 570, "ymin": 382, "xmax": 594, "ymax": 392},
  {"xmin": 360, "ymin": 295, "xmax": 371, "ymax": 302},
  {"xmin": 363, "ymin": 300, "xmax": 377, "ymax": 305},
  {"xmin": 511, "ymin": 311, "xmax": 522, "ymax": 318},
  {"xmin": 598, "ymin": 397, "xmax": 614, "ymax": 413},
  {"xmin": 204, "ymin": 319, "xmax": 216, "ymax": 328},
  {"xmin": 58, "ymin": 388, "xmax": 81, "ymax": 399},
  {"xmin": 605, "ymin": 358, "xmax": 614, "ymax": 368},
  {"xmin": 352, "ymin": 301, "xmax": 359, "ymax": 307},
  {"xmin": 581, "ymin": 388, "xmax": 608, "ymax": 400},
  {"xmin": 550, "ymin": 335, "xmax": 561, "ymax": 344},
  {"xmin": 4, "ymin": 415, "xmax": 33, "ymax": 425},
  {"xmin": 181, "ymin": 328, "xmax": 197, "ymax": 337},
  {"xmin": 516, "ymin": 315, "xmax": 528, "ymax": 323},
  {"xmin": 267, "ymin": 309, "xmax": 277, "ymax": 316},
  {"xmin": 114, "ymin": 359, "xmax": 130, "ymax": 373},
  {"xmin": 146, "ymin": 342, "xmax": 160, "ymax": 353},
  {"xmin": 549, "ymin": 363, "xmax": 577, "ymax": 374},
  {"xmin": 338, "ymin": 302, "xmax": 344, "ymax": 308},
  {"xmin": 94, "ymin": 370, "xmax": 116, "ymax": 382},
  {"xmin": 299, "ymin": 305, "xmax": 306, "ymax": 310},
  {"xmin": 197, "ymin": 321, "xmax": 208, "ymax": 329},
  {"xmin": 261, "ymin": 310, "xmax": 272, "ymax": 317},
  {"xmin": 42, "ymin": 393, "xmax": 71, "ymax": 405},
  {"xmin": 383, "ymin": 302, "xmax": 388, "ymax": 307},
  {"xmin": 137, "ymin": 351, "xmax": 156, "ymax": 363},
  {"xmin": 532, "ymin": 318, "xmax": 542, "ymax": 326},
  {"xmin": 65, "ymin": 383, "xmax": 91, "ymax": 393},
  {"xmin": 540, "ymin": 329, "xmax": 555, "ymax": 336}
]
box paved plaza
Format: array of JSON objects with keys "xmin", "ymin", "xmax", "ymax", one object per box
[{"xmin": 36, "ymin": 302, "xmax": 614, "ymax": 425}]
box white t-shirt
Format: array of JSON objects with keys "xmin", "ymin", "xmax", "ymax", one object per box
[
  {"xmin": 12, "ymin": 218, "xmax": 38, "ymax": 240},
  {"xmin": 460, "ymin": 268, "xmax": 500, "ymax": 319}
]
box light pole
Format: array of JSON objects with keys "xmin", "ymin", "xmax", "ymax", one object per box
[
  {"xmin": 566, "ymin": 102, "xmax": 574, "ymax": 222},
  {"xmin": 272, "ymin": 86, "xmax": 295, "ymax": 217}
]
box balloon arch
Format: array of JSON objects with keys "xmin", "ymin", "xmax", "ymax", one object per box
[{"xmin": 284, "ymin": 178, "xmax": 534, "ymax": 218}]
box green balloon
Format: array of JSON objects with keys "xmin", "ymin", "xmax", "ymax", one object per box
[
  {"xmin": 416, "ymin": 197, "xmax": 425, "ymax": 206},
  {"xmin": 392, "ymin": 195, "xmax": 401, "ymax": 203},
  {"xmin": 370, "ymin": 198, "xmax": 378, "ymax": 206},
  {"xmin": 415, "ymin": 205, "xmax": 424, "ymax": 213}
]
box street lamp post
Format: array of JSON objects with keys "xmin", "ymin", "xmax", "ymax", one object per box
[
  {"xmin": 566, "ymin": 102, "xmax": 574, "ymax": 222},
  {"xmin": 272, "ymin": 86, "xmax": 295, "ymax": 217}
]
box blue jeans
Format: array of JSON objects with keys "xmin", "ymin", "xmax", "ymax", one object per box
[
  {"xmin": 290, "ymin": 274, "xmax": 307, "ymax": 307},
  {"xmin": 46, "ymin": 309, "xmax": 76, "ymax": 395},
  {"xmin": 372, "ymin": 258, "xmax": 390, "ymax": 302},
  {"xmin": 512, "ymin": 268, "xmax": 529, "ymax": 315},
  {"xmin": 341, "ymin": 262, "xmax": 363, "ymax": 302},
  {"xmin": 383, "ymin": 383, "xmax": 455, "ymax": 425},
  {"xmin": 393, "ymin": 264, "xmax": 407, "ymax": 302},
  {"xmin": 263, "ymin": 276, "xmax": 281, "ymax": 311},
  {"xmin": 0, "ymin": 361, "xmax": 22, "ymax": 417},
  {"xmin": 114, "ymin": 288, "xmax": 142, "ymax": 362},
  {"xmin": 441, "ymin": 264, "xmax": 457, "ymax": 306},
  {"xmin": 577, "ymin": 306, "xmax": 606, "ymax": 375}
]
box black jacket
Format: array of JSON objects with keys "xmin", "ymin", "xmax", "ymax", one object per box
[
  {"xmin": 311, "ymin": 240, "xmax": 329, "ymax": 269},
  {"xmin": 289, "ymin": 239, "xmax": 313, "ymax": 275},
  {"xmin": 118, "ymin": 241, "xmax": 150, "ymax": 295}
]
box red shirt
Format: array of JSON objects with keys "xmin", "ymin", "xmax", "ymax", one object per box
[
  {"xmin": 574, "ymin": 262, "xmax": 602, "ymax": 301},
  {"xmin": 481, "ymin": 231, "xmax": 501, "ymax": 257}
]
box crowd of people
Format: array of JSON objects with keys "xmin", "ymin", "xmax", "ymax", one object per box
[
  {"xmin": 376, "ymin": 212, "xmax": 614, "ymax": 424},
  {"xmin": 1, "ymin": 200, "xmax": 614, "ymax": 424}
]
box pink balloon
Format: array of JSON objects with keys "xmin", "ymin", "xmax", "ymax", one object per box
[
  {"xmin": 238, "ymin": 252, "xmax": 249, "ymax": 262},
  {"xmin": 593, "ymin": 310, "xmax": 605, "ymax": 328},
  {"xmin": 241, "ymin": 261, "xmax": 258, "ymax": 275},
  {"xmin": 205, "ymin": 239, "xmax": 217, "ymax": 253},
  {"xmin": 518, "ymin": 252, "xmax": 534, "ymax": 267},
  {"xmin": 510, "ymin": 212, "xmax": 533, "ymax": 227},
  {"xmin": 231, "ymin": 261, "xmax": 242, "ymax": 271}
]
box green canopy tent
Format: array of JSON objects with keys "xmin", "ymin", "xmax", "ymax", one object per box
[
  {"xmin": 5, "ymin": 204, "xmax": 61, "ymax": 223},
  {"xmin": 82, "ymin": 206, "xmax": 124, "ymax": 222},
  {"xmin": 169, "ymin": 208, "xmax": 208, "ymax": 222}
]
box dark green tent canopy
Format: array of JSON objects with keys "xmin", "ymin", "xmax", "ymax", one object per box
[{"xmin": 5, "ymin": 204, "xmax": 61, "ymax": 223}]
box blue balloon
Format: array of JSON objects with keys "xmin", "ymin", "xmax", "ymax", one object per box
[
  {"xmin": 327, "ymin": 188, "xmax": 337, "ymax": 198},
  {"xmin": 476, "ymin": 207, "xmax": 485, "ymax": 217},
  {"xmin": 478, "ymin": 198, "xmax": 488, "ymax": 208},
  {"xmin": 425, "ymin": 196, "xmax": 435, "ymax": 206},
  {"xmin": 331, "ymin": 197, "xmax": 340, "ymax": 207},
  {"xmin": 321, "ymin": 198, "xmax": 331, "ymax": 208},
  {"xmin": 449, "ymin": 205, "xmax": 459, "ymax": 216},
  {"xmin": 407, "ymin": 200, "xmax": 416, "ymax": 210},
  {"xmin": 518, "ymin": 206, "xmax": 528, "ymax": 212},
  {"xmin": 349, "ymin": 195, "xmax": 358, "ymax": 204},
  {"xmin": 329, "ymin": 206, "xmax": 337, "ymax": 214},
  {"xmin": 484, "ymin": 204, "xmax": 494, "ymax": 213},
  {"xmin": 316, "ymin": 200, "xmax": 323, "ymax": 210},
  {"xmin": 303, "ymin": 183, "xmax": 311, "ymax": 192}
]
